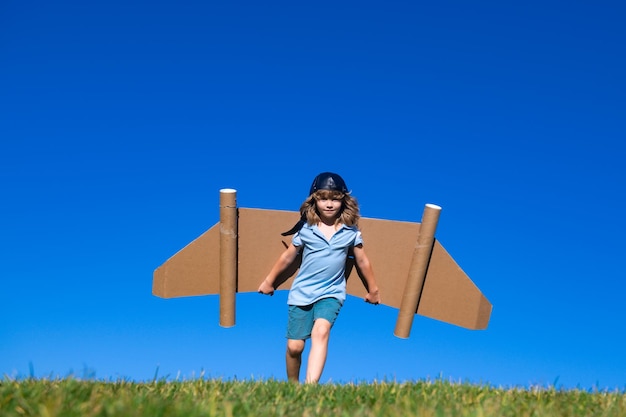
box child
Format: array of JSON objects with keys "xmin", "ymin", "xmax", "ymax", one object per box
[{"xmin": 258, "ymin": 172, "xmax": 380, "ymax": 383}]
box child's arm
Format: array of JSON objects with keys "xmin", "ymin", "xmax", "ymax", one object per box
[
  {"xmin": 258, "ymin": 243, "xmax": 300, "ymax": 296},
  {"xmin": 353, "ymin": 244, "xmax": 381, "ymax": 304}
]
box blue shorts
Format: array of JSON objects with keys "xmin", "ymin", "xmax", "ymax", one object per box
[{"xmin": 286, "ymin": 297, "xmax": 343, "ymax": 340}]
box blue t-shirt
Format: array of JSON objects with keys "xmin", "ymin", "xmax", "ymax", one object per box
[{"xmin": 287, "ymin": 223, "xmax": 363, "ymax": 306}]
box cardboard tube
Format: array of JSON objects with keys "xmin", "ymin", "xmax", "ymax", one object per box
[
  {"xmin": 219, "ymin": 189, "xmax": 238, "ymax": 328},
  {"xmin": 394, "ymin": 204, "xmax": 441, "ymax": 338}
]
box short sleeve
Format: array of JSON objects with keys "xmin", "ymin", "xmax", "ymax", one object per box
[
  {"xmin": 291, "ymin": 230, "xmax": 302, "ymax": 247},
  {"xmin": 354, "ymin": 230, "xmax": 363, "ymax": 246}
]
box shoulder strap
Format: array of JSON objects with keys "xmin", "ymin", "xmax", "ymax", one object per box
[{"xmin": 281, "ymin": 215, "xmax": 306, "ymax": 236}]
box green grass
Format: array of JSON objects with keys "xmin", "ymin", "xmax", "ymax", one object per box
[{"xmin": 1, "ymin": 377, "xmax": 624, "ymax": 417}]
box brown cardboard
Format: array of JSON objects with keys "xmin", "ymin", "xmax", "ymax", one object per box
[
  {"xmin": 219, "ymin": 189, "xmax": 237, "ymax": 328},
  {"xmin": 152, "ymin": 226, "xmax": 220, "ymax": 297},
  {"xmin": 419, "ymin": 241, "xmax": 492, "ymax": 330},
  {"xmin": 153, "ymin": 200, "xmax": 492, "ymax": 334},
  {"xmin": 394, "ymin": 204, "xmax": 441, "ymax": 338}
]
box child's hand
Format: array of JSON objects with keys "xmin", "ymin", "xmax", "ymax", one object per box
[
  {"xmin": 258, "ymin": 279, "xmax": 275, "ymax": 296},
  {"xmin": 365, "ymin": 289, "xmax": 380, "ymax": 305}
]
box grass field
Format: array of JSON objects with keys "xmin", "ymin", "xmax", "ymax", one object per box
[{"xmin": 1, "ymin": 377, "xmax": 624, "ymax": 417}]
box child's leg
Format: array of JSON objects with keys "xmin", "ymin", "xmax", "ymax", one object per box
[
  {"xmin": 305, "ymin": 297, "xmax": 342, "ymax": 383},
  {"xmin": 286, "ymin": 339, "xmax": 305, "ymax": 382},
  {"xmin": 305, "ymin": 318, "xmax": 332, "ymax": 383}
]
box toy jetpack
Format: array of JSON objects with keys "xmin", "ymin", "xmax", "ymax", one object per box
[{"xmin": 152, "ymin": 188, "xmax": 492, "ymax": 338}]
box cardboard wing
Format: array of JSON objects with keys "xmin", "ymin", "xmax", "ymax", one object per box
[{"xmin": 153, "ymin": 205, "xmax": 492, "ymax": 336}]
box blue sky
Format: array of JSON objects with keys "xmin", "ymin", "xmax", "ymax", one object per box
[{"xmin": 1, "ymin": 0, "xmax": 625, "ymax": 389}]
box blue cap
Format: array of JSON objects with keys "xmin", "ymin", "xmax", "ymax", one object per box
[{"xmin": 309, "ymin": 172, "xmax": 348, "ymax": 195}]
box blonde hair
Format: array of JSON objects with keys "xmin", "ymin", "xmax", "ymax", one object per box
[{"xmin": 299, "ymin": 189, "xmax": 360, "ymax": 228}]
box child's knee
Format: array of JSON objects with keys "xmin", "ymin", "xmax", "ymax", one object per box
[
  {"xmin": 311, "ymin": 319, "xmax": 331, "ymax": 340},
  {"xmin": 287, "ymin": 339, "xmax": 305, "ymax": 356}
]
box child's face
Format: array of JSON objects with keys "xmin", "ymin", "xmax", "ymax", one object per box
[{"xmin": 316, "ymin": 197, "xmax": 342, "ymax": 222}]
